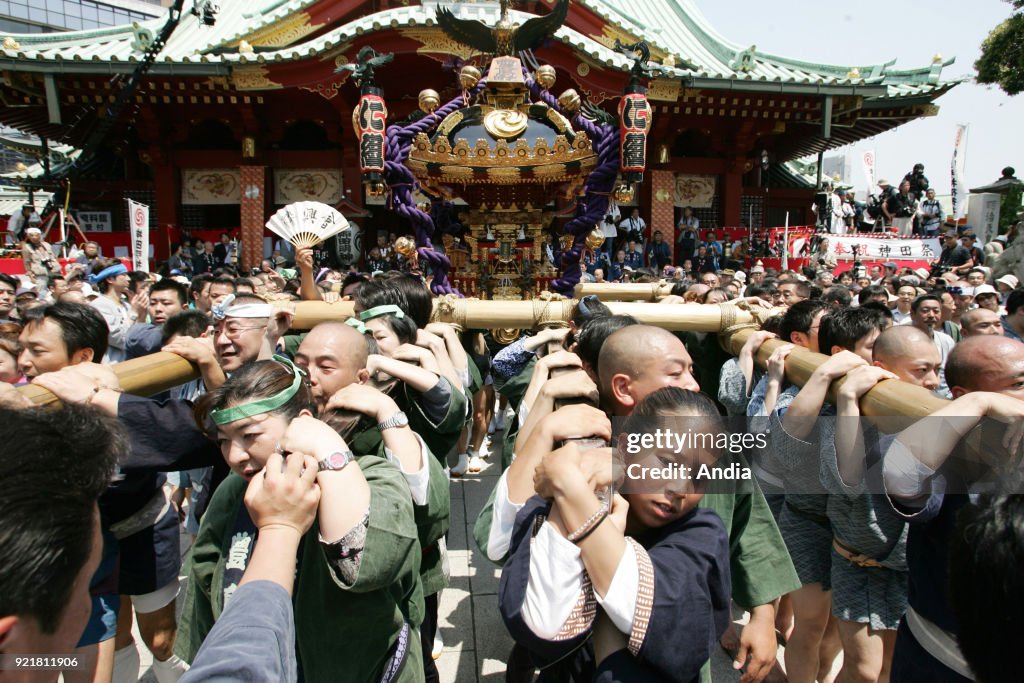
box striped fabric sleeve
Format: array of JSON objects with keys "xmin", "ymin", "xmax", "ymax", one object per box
[{"xmin": 626, "ymin": 537, "xmax": 655, "ymax": 656}]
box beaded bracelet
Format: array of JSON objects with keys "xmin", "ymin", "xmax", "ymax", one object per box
[{"xmin": 566, "ymin": 498, "xmax": 610, "ymax": 544}]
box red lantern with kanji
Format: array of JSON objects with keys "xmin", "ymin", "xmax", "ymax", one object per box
[
  {"xmin": 352, "ymin": 87, "xmax": 388, "ymax": 184},
  {"xmin": 618, "ymin": 90, "xmax": 651, "ymax": 184}
]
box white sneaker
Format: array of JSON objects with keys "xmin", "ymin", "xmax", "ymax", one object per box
[
  {"xmin": 432, "ymin": 632, "xmax": 444, "ymax": 660},
  {"xmin": 468, "ymin": 454, "xmax": 485, "ymax": 474}
]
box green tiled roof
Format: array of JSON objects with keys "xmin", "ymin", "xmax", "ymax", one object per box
[
  {"xmin": 0, "ymin": 0, "xmax": 956, "ymax": 99},
  {"xmin": 0, "ymin": 185, "xmax": 53, "ymax": 215}
]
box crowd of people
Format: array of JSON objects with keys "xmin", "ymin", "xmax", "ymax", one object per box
[
  {"xmin": 585, "ymin": 163, "xmax": 961, "ymax": 284},
  {"xmin": 0, "ymin": 217, "xmax": 1022, "ymax": 683}
]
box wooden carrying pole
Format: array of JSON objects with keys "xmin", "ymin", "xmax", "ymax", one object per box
[
  {"xmin": 725, "ymin": 328, "xmax": 948, "ymax": 418},
  {"xmin": 290, "ymin": 299, "xmax": 755, "ymax": 333},
  {"xmin": 20, "ymin": 352, "xmax": 199, "ymax": 407},
  {"xmin": 18, "ymin": 299, "xmax": 949, "ymax": 417},
  {"xmin": 573, "ymin": 282, "xmax": 675, "ymax": 302}
]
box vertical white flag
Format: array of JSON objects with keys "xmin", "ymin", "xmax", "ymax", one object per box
[
  {"xmin": 781, "ymin": 212, "xmax": 789, "ymax": 271},
  {"xmin": 951, "ymin": 125, "xmax": 968, "ymax": 220},
  {"xmin": 127, "ymin": 199, "xmax": 150, "ymax": 272},
  {"xmin": 862, "ymin": 150, "xmax": 876, "ymax": 195}
]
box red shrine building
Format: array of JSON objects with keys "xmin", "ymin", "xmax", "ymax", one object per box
[{"xmin": 0, "ymin": 0, "xmax": 956, "ymax": 270}]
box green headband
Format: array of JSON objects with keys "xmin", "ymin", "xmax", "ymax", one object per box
[
  {"xmin": 210, "ymin": 355, "xmax": 307, "ymax": 426},
  {"xmin": 359, "ymin": 305, "xmax": 405, "ymax": 322},
  {"xmin": 345, "ymin": 317, "xmax": 370, "ymax": 334}
]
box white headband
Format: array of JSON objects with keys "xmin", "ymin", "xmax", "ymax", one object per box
[
  {"xmin": 224, "ymin": 303, "xmax": 273, "ymax": 319},
  {"xmin": 212, "ymin": 294, "xmax": 273, "ymax": 321}
]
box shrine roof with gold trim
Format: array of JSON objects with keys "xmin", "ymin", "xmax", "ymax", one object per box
[{"xmin": 0, "ymin": 0, "xmax": 957, "ymax": 101}]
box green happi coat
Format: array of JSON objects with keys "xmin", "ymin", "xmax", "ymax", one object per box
[
  {"xmin": 700, "ymin": 450, "xmax": 801, "ymax": 610},
  {"xmin": 402, "ymin": 378, "xmax": 467, "ymax": 463},
  {"xmin": 348, "ymin": 423, "xmax": 451, "ymax": 597},
  {"xmin": 176, "ymin": 457, "xmax": 425, "ymax": 683},
  {"xmin": 493, "ymin": 357, "xmax": 535, "ymax": 472}
]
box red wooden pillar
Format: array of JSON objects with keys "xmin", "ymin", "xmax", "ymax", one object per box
[
  {"xmin": 650, "ymin": 169, "xmax": 675, "ymax": 263},
  {"xmin": 239, "ymin": 165, "xmax": 266, "ymax": 272},
  {"xmin": 153, "ymin": 161, "xmax": 178, "ymax": 231},
  {"xmin": 722, "ymin": 160, "xmax": 743, "ymax": 227}
]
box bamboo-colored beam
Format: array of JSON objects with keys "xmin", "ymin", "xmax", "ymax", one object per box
[
  {"xmin": 19, "ymin": 352, "xmax": 200, "ymax": 407},
  {"xmin": 17, "ymin": 301, "xmax": 950, "ymax": 420},
  {"xmin": 574, "ymin": 282, "xmax": 675, "ymax": 302},
  {"xmin": 290, "ymin": 299, "xmax": 760, "ymax": 333},
  {"xmin": 725, "ymin": 328, "xmax": 949, "ymax": 418}
]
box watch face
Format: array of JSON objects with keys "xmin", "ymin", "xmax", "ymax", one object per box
[{"xmin": 323, "ymin": 451, "xmax": 350, "ymax": 470}]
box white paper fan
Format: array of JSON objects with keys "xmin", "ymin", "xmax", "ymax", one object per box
[{"xmin": 265, "ymin": 201, "xmax": 349, "ymax": 250}]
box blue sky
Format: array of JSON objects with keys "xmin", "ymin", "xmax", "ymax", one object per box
[{"xmin": 695, "ymin": 0, "xmax": 1024, "ymax": 194}]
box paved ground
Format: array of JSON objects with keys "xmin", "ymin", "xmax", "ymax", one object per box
[{"xmin": 130, "ymin": 430, "xmax": 811, "ymax": 682}]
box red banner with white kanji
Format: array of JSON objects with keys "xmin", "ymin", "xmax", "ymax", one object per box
[{"xmin": 788, "ymin": 233, "xmax": 940, "ymax": 262}]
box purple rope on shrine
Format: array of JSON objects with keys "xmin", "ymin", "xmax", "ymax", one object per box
[
  {"xmin": 550, "ymin": 121, "xmax": 620, "ymax": 295},
  {"xmin": 524, "ymin": 70, "xmax": 602, "ymax": 140},
  {"xmin": 384, "ymin": 82, "xmax": 486, "ymax": 295},
  {"xmin": 524, "ymin": 71, "xmax": 562, "ymax": 111},
  {"xmin": 524, "ymin": 69, "xmax": 619, "ymax": 294}
]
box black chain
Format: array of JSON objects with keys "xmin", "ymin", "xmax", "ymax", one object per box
[{"xmin": 66, "ymin": 0, "xmax": 186, "ymax": 178}]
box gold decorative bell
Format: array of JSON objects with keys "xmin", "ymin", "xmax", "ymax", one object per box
[
  {"xmin": 613, "ymin": 183, "xmax": 635, "ymax": 203},
  {"xmin": 459, "ymin": 65, "xmax": 482, "ymax": 90},
  {"xmin": 418, "ymin": 89, "xmax": 440, "ymax": 113},
  {"xmin": 394, "ymin": 236, "xmax": 417, "ymax": 258},
  {"xmin": 557, "ymin": 89, "xmax": 581, "ymax": 115},
  {"xmin": 535, "ymin": 65, "xmax": 556, "ymax": 90}
]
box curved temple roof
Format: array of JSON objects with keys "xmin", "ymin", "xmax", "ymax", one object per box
[{"xmin": 0, "ymin": 0, "xmax": 956, "ymax": 100}]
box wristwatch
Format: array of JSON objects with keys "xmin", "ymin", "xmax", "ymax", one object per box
[
  {"xmin": 317, "ymin": 449, "xmax": 354, "ymax": 473},
  {"xmin": 377, "ymin": 411, "xmax": 409, "ymax": 431}
]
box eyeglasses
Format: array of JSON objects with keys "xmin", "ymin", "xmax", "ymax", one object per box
[{"xmin": 215, "ymin": 322, "xmax": 267, "ymax": 339}]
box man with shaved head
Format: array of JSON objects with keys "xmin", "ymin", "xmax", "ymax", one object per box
[
  {"xmin": 294, "ymin": 321, "xmax": 371, "ymax": 411},
  {"xmin": 296, "ymin": 319, "xmax": 453, "ymax": 683},
  {"xmin": 597, "ymin": 323, "xmax": 798, "ymax": 683},
  {"xmin": 683, "ymin": 283, "xmax": 711, "ymax": 303},
  {"xmin": 872, "ymin": 325, "xmax": 942, "ymax": 393},
  {"xmin": 598, "ymin": 324, "xmax": 699, "ymax": 415},
  {"xmin": 881, "ymin": 335, "xmax": 1024, "ymax": 681},
  {"xmin": 958, "ymin": 307, "xmax": 1003, "ymax": 338}
]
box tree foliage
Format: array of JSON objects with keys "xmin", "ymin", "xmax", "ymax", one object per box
[{"xmin": 976, "ymin": 0, "xmax": 1024, "ymax": 95}]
